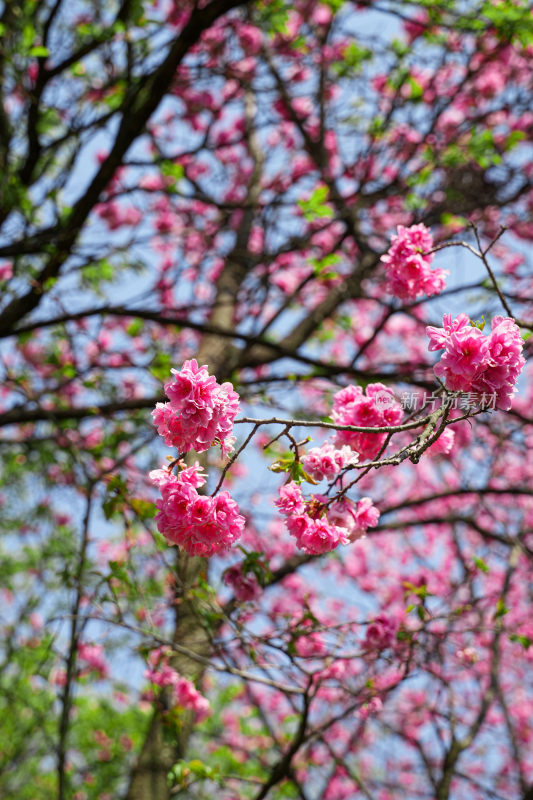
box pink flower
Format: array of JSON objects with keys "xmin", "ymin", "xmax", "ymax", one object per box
[
  {"xmin": 328, "ymin": 497, "xmax": 380, "ymax": 541},
  {"xmin": 96, "ymin": 201, "xmax": 142, "ymax": 230},
  {"xmin": 150, "ymin": 463, "xmax": 245, "ymax": 556},
  {"xmin": 434, "ymin": 326, "xmax": 489, "ymax": 389},
  {"xmin": 353, "ymin": 497, "xmax": 380, "ymax": 534},
  {"xmin": 426, "ymin": 314, "xmax": 525, "ymax": 409},
  {"xmin": 275, "ymin": 481, "xmax": 305, "ymax": 515},
  {"xmin": 145, "ymin": 652, "xmax": 211, "ymax": 722},
  {"xmin": 286, "ymin": 514, "xmax": 349, "ymax": 555},
  {"xmin": 404, "ymin": 10, "xmax": 429, "ymax": 42},
  {"xmin": 174, "ymin": 677, "xmax": 211, "ymax": 722},
  {"xmin": 276, "ymin": 484, "xmax": 378, "ymax": 553},
  {"xmin": 426, "ymin": 312, "xmax": 471, "ymax": 351},
  {"xmin": 476, "ymin": 315, "xmax": 526, "ymax": 410},
  {"xmin": 0, "ymin": 262, "xmax": 13, "ymax": 281},
  {"xmin": 78, "ymin": 642, "xmax": 108, "ymax": 679},
  {"xmin": 153, "ymin": 360, "xmax": 240, "ymax": 454},
  {"xmin": 381, "ymin": 224, "xmax": 446, "ymax": 300},
  {"xmin": 364, "ymin": 615, "xmax": 398, "ymax": 651},
  {"xmin": 238, "ymin": 23, "xmax": 262, "ymax": 54},
  {"xmin": 427, "ymin": 426, "xmax": 455, "ymax": 456},
  {"xmin": 332, "ymin": 383, "xmax": 403, "ymax": 460},
  {"xmin": 302, "ymin": 443, "xmax": 358, "ymax": 482},
  {"xmin": 357, "ymin": 696, "xmax": 384, "ymax": 719},
  {"xmin": 224, "ymin": 564, "xmax": 261, "ymax": 602}
]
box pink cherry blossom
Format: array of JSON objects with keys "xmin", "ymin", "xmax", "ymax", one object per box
[
  {"xmin": 364, "ymin": 614, "xmax": 398, "ymax": 651},
  {"xmin": 427, "ymin": 426, "xmax": 455, "ymax": 456},
  {"xmin": 357, "ymin": 696, "xmax": 384, "ymax": 719},
  {"xmin": 145, "ymin": 649, "xmax": 211, "ymax": 722},
  {"xmin": 150, "ymin": 463, "xmax": 245, "ymax": 556},
  {"xmin": 286, "ymin": 514, "xmax": 349, "ymax": 555},
  {"xmin": 78, "ymin": 642, "xmax": 109, "ymax": 679},
  {"xmin": 224, "ymin": 564, "xmax": 261, "ymax": 602},
  {"xmin": 276, "ymin": 483, "xmax": 379, "ymax": 553},
  {"xmin": 381, "ymin": 224, "xmax": 447, "ymax": 300},
  {"xmin": 353, "ymin": 497, "xmax": 381, "ymax": 534},
  {"xmin": 328, "ymin": 497, "xmax": 380, "ymax": 541},
  {"xmin": 302, "ymin": 442, "xmax": 358, "ymax": 482},
  {"xmin": 274, "ymin": 481, "xmax": 305, "ymax": 516},
  {"xmin": 332, "ymin": 383, "xmax": 403, "ymax": 460},
  {"xmin": 426, "ymin": 314, "xmax": 525, "ymax": 409},
  {"xmin": 152, "ymin": 359, "xmax": 240, "ymax": 453},
  {"xmin": 0, "ymin": 262, "xmax": 13, "ymax": 281}
]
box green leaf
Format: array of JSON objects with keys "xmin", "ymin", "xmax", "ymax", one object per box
[
  {"xmin": 505, "ymin": 130, "xmax": 526, "ymax": 150},
  {"xmin": 310, "ymin": 253, "xmax": 341, "ymax": 276},
  {"xmin": 494, "ymin": 597, "xmax": 509, "ymax": 618},
  {"xmin": 153, "ymin": 531, "xmax": 167, "ymax": 551},
  {"xmin": 289, "ymin": 460, "xmax": 305, "ymax": 483},
  {"xmin": 392, "ymin": 38, "xmax": 409, "ymax": 57},
  {"xmin": 396, "ymin": 630, "xmax": 411, "ymax": 641},
  {"xmin": 103, "ymin": 83, "xmax": 126, "ymax": 110},
  {"xmin": 509, "ymin": 634, "xmax": 532, "ymax": 649},
  {"xmin": 441, "ymin": 213, "xmax": 468, "ymax": 228},
  {"xmin": 61, "ymin": 364, "xmax": 76, "ymax": 379},
  {"xmin": 109, "ymin": 560, "xmax": 133, "ymax": 589},
  {"xmin": 81, "ymin": 259, "xmax": 114, "ymax": 290},
  {"xmin": 469, "ymin": 316, "xmax": 485, "ymax": 331},
  {"xmin": 298, "ymin": 186, "xmax": 333, "ymax": 221},
  {"xmin": 126, "ymin": 319, "xmax": 144, "ymax": 336},
  {"xmin": 407, "ymin": 76, "xmax": 423, "ymax": 101},
  {"xmin": 22, "ymin": 23, "xmax": 35, "ymax": 50},
  {"xmin": 160, "ymin": 161, "xmax": 184, "ymax": 186},
  {"xmin": 320, "ymin": 0, "xmax": 345, "ymax": 11},
  {"xmin": 481, "ymin": 0, "xmax": 533, "ymax": 46},
  {"xmin": 405, "ymin": 193, "xmax": 427, "ymax": 211},
  {"xmin": 473, "ymin": 556, "xmax": 489, "ymax": 573},
  {"xmin": 368, "ymin": 116, "xmax": 385, "ymax": 138},
  {"xmin": 129, "ymin": 498, "xmax": 156, "ymax": 519},
  {"xmin": 36, "ymin": 108, "xmax": 62, "ymax": 136},
  {"xmin": 43, "ymin": 277, "xmax": 58, "ymax": 291},
  {"xmin": 441, "ymin": 144, "xmax": 466, "ymax": 168},
  {"xmin": 29, "ymin": 46, "xmax": 50, "ymax": 57},
  {"xmin": 337, "ymin": 41, "xmax": 372, "ymax": 72},
  {"xmin": 257, "ymin": 0, "xmax": 290, "ymax": 36}
]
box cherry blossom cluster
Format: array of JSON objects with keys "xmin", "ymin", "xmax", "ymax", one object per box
[
  {"xmin": 275, "ymin": 482, "xmax": 380, "ymax": 555},
  {"xmin": 150, "ymin": 463, "xmax": 245, "ymax": 556},
  {"xmin": 152, "ymin": 359, "xmax": 240, "ymax": 454},
  {"xmin": 426, "ymin": 314, "xmax": 525, "ymax": 410},
  {"xmin": 301, "ymin": 442, "xmax": 358, "ymax": 482},
  {"xmin": 380, "ymin": 223, "xmax": 447, "ymax": 300},
  {"xmin": 145, "ymin": 647, "xmax": 210, "ymax": 722},
  {"xmin": 223, "ymin": 564, "xmax": 262, "ymax": 602},
  {"xmin": 364, "ymin": 614, "xmax": 398, "ymax": 652},
  {"xmin": 332, "ymin": 383, "xmax": 403, "ymax": 460},
  {"xmin": 77, "ymin": 642, "xmax": 109, "ymax": 680}
]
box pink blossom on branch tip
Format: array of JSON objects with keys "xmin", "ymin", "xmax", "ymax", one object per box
[
  {"xmin": 145, "ymin": 651, "xmax": 210, "ymax": 722},
  {"xmin": 380, "ymin": 223, "xmax": 447, "ymax": 300},
  {"xmin": 223, "ymin": 564, "xmax": 261, "ymax": 602},
  {"xmin": 301, "ymin": 442, "xmax": 358, "ymax": 482},
  {"xmin": 276, "ymin": 483, "xmax": 379, "ymax": 554},
  {"xmin": 426, "ymin": 314, "xmax": 525, "ymax": 410},
  {"xmin": 152, "ymin": 359, "xmax": 239, "ymax": 454},
  {"xmin": 150, "ymin": 463, "xmax": 245, "ymax": 556},
  {"xmin": 332, "ymin": 383, "xmax": 403, "ymax": 460}
]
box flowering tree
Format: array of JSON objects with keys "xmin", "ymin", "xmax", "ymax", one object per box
[{"xmin": 0, "ymin": 1, "xmax": 533, "ymax": 799}]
